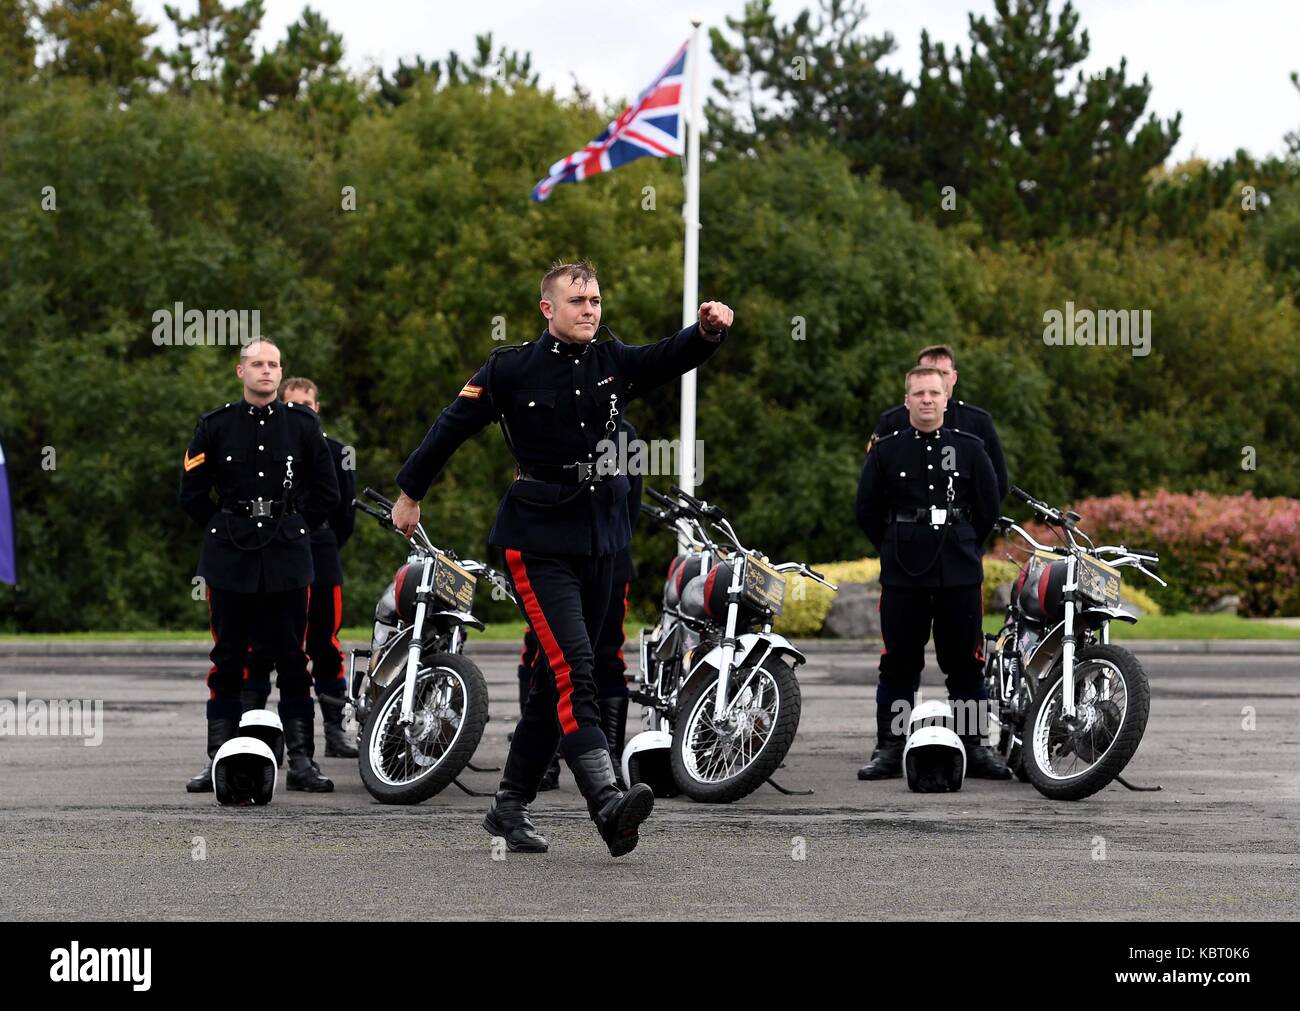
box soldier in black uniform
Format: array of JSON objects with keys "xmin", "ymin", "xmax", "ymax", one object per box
[
  {"xmin": 179, "ymin": 339, "xmax": 340, "ymax": 793},
  {"xmin": 855, "ymin": 365, "xmax": 1010, "ymax": 780},
  {"xmin": 871, "ymin": 344, "xmax": 1008, "ymax": 501},
  {"xmin": 520, "ymin": 417, "xmax": 644, "ymax": 791},
  {"xmin": 392, "ymin": 261, "xmax": 731, "ymax": 857},
  {"xmin": 242, "ymin": 377, "xmax": 358, "ymax": 761}
]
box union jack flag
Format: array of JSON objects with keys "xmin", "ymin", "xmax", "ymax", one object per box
[{"xmin": 532, "ymin": 39, "xmax": 688, "ymax": 202}]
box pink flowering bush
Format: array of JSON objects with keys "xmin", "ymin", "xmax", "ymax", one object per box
[{"xmin": 998, "ymin": 491, "xmax": 1300, "ymax": 616}]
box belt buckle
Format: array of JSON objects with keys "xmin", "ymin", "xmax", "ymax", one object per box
[
  {"xmin": 250, "ymin": 499, "xmax": 273, "ymax": 518},
  {"xmin": 568, "ymin": 462, "xmax": 594, "ymax": 483}
]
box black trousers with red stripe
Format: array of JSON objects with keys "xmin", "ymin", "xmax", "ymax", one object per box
[
  {"xmin": 206, "ymin": 586, "xmax": 312, "ymax": 721},
  {"xmin": 875, "ymin": 583, "xmax": 986, "ymax": 738},
  {"xmin": 515, "ymin": 577, "xmax": 631, "ymax": 709},
  {"xmin": 244, "ymin": 582, "xmax": 346, "ymax": 698},
  {"xmin": 503, "ymin": 549, "xmax": 614, "ymax": 771}
]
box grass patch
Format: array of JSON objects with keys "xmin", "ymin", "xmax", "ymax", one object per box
[{"xmin": 980, "ymin": 612, "xmax": 1300, "ymax": 639}]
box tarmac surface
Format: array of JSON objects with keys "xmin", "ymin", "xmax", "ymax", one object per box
[{"xmin": 1, "ymin": 642, "xmax": 1297, "ymax": 921}]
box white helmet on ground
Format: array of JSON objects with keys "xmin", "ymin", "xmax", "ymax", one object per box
[
  {"xmin": 213, "ymin": 737, "xmax": 278, "ymax": 806},
  {"xmin": 904, "ymin": 700, "xmax": 965, "ymax": 793},
  {"xmin": 238, "ymin": 709, "xmax": 285, "ymax": 767}
]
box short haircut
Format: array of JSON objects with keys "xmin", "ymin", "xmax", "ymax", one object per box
[
  {"xmin": 280, "ymin": 377, "xmax": 318, "ymax": 401},
  {"xmin": 905, "ymin": 365, "xmax": 946, "ymax": 394},
  {"xmin": 239, "ymin": 337, "xmax": 280, "ymax": 362},
  {"xmin": 916, "ymin": 344, "xmax": 956, "ymax": 368},
  {"xmin": 540, "ymin": 260, "xmax": 598, "ymax": 300}
]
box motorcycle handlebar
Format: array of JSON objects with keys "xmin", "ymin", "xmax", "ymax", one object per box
[
  {"xmin": 646, "ymin": 487, "xmax": 676, "ymax": 507},
  {"xmin": 354, "ymin": 499, "xmax": 392, "ymax": 527},
  {"xmin": 363, "ymin": 487, "xmax": 396, "ymax": 510},
  {"xmin": 670, "ymin": 485, "xmax": 725, "ymax": 522}
]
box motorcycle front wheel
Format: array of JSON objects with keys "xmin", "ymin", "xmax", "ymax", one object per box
[
  {"xmin": 358, "ymin": 652, "xmax": 489, "ymax": 804},
  {"xmin": 670, "ymin": 660, "xmax": 801, "ymax": 803},
  {"xmin": 1022, "ymin": 644, "xmax": 1150, "ymax": 801}
]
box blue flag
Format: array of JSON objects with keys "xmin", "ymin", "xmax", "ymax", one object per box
[{"xmin": 0, "ymin": 436, "xmax": 15, "ymax": 585}]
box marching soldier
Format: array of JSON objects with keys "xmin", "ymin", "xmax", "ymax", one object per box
[
  {"xmin": 872, "ymin": 345, "xmax": 1008, "ymax": 501},
  {"xmin": 855, "ymin": 365, "xmax": 1010, "ymax": 781},
  {"xmin": 521, "ymin": 417, "xmax": 644, "ymax": 791},
  {"xmin": 179, "ymin": 338, "xmax": 340, "ymax": 793},
  {"xmin": 392, "ymin": 260, "xmax": 731, "ymax": 857},
  {"xmin": 242, "ymin": 377, "xmax": 358, "ymax": 761}
]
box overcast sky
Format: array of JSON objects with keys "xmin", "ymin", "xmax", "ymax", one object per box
[{"xmin": 136, "ymin": 0, "xmax": 1300, "ymax": 164}]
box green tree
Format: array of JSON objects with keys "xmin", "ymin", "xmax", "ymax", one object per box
[
  {"xmin": 708, "ymin": 0, "xmax": 914, "ymax": 181},
  {"xmin": 160, "ymin": 0, "xmax": 264, "ymax": 105},
  {"xmin": 39, "ymin": 0, "xmax": 160, "ymax": 96},
  {"xmin": 914, "ymin": 0, "xmax": 1180, "ymax": 240},
  {"xmin": 0, "ymin": 0, "xmax": 38, "ymax": 81}
]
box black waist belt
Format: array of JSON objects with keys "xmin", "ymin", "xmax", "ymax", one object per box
[
  {"xmin": 890, "ymin": 506, "xmax": 971, "ymax": 524},
  {"xmin": 221, "ymin": 499, "xmax": 298, "ymax": 518},
  {"xmin": 518, "ymin": 463, "xmax": 619, "ymax": 485}
]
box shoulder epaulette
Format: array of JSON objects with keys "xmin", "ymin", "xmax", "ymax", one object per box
[
  {"xmin": 200, "ymin": 402, "xmax": 235, "ymax": 421},
  {"xmin": 956, "ymin": 399, "xmax": 992, "ymax": 418}
]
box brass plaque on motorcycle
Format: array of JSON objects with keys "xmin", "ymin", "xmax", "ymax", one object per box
[
  {"xmin": 1077, "ymin": 554, "xmax": 1121, "ymax": 607},
  {"xmin": 433, "ymin": 553, "xmax": 477, "ymax": 611},
  {"xmin": 742, "ymin": 555, "xmax": 786, "ymax": 616}
]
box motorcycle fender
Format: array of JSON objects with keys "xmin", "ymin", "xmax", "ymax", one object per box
[
  {"xmin": 427, "ymin": 609, "xmax": 486, "ymax": 631},
  {"xmin": 1078, "ymin": 606, "xmax": 1138, "ymax": 626},
  {"xmin": 680, "ymin": 633, "xmax": 805, "ymax": 700},
  {"xmin": 368, "ymin": 625, "xmax": 414, "ymax": 691}
]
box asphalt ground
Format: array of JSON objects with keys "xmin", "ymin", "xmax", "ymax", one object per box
[{"xmin": 1, "ymin": 644, "xmax": 1297, "ymax": 921}]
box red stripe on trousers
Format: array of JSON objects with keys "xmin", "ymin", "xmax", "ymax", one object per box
[
  {"xmin": 206, "ymin": 587, "xmax": 217, "ymax": 699},
  {"xmin": 328, "ymin": 584, "xmax": 344, "ymax": 680},
  {"xmin": 505, "ymin": 549, "xmax": 579, "ymax": 735},
  {"xmin": 616, "ymin": 581, "xmax": 629, "ymax": 668}
]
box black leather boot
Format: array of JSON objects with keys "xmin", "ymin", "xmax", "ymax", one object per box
[
  {"xmin": 240, "ymin": 688, "xmax": 268, "ymax": 713},
  {"xmin": 962, "ymin": 735, "xmax": 1012, "ymax": 779},
  {"xmin": 482, "ymin": 752, "xmax": 549, "ymax": 853},
  {"xmin": 857, "ymin": 735, "xmax": 905, "ymax": 780},
  {"xmin": 567, "ymin": 748, "xmax": 654, "ymax": 858},
  {"xmin": 319, "ymin": 694, "xmax": 358, "ymax": 758},
  {"xmin": 284, "ymin": 715, "xmax": 334, "ymax": 792},
  {"xmin": 186, "ymin": 717, "xmax": 238, "ymax": 793},
  {"xmin": 598, "ymin": 696, "xmax": 629, "ymax": 789}
]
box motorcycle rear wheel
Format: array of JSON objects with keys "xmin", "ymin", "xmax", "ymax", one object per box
[{"xmin": 1022, "ymin": 644, "xmax": 1150, "ymax": 801}]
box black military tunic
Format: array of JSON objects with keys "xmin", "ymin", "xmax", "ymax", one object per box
[
  {"xmin": 396, "ymin": 326, "xmax": 721, "ymax": 556},
  {"xmin": 856, "ymin": 424, "xmax": 999, "ymax": 587},
  {"xmin": 872, "ymin": 399, "xmax": 1008, "ymax": 501},
  {"xmin": 179, "ymin": 400, "xmax": 340, "ymax": 593},
  {"xmin": 855, "ymin": 423, "xmax": 999, "ymax": 738},
  {"xmin": 309, "ymin": 434, "xmax": 356, "ymax": 586}
]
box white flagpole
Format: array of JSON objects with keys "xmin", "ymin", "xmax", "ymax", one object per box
[{"xmin": 678, "ymin": 17, "xmax": 703, "ymax": 526}]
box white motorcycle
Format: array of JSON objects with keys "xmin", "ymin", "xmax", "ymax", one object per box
[
  {"xmin": 348, "ymin": 488, "xmax": 516, "ymax": 804},
  {"xmin": 627, "ymin": 486, "xmax": 837, "ymax": 803}
]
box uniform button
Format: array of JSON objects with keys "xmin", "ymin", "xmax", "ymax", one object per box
[
  {"xmin": 575, "ymin": 390, "xmax": 581, "ymax": 395},
  {"xmin": 926, "ymin": 446, "xmax": 932, "ymax": 452},
  {"xmin": 259, "ymin": 420, "xmax": 265, "ymax": 426},
  {"xmin": 588, "ymin": 453, "xmax": 594, "ymax": 459},
  {"xmin": 928, "ymin": 465, "xmax": 933, "ymax": 470},
  {"xmin": 899, "ymin": 471, "xmax": 906, "ymax": 477},
  {"xmin": 300, "ymin": 529, "xmax": 306, "ymax": 534},
  {"xmin": 258, "ymin": 471, "xmax": 264, "ymax": 477},
  {"xmin": 226, "ymin": 455, "xmax": 232, "ymax": 461},
  {"xmin": 210, "ymin": 528, "xmax": 216, "ymax": 534},
  {"xmin": 929, "ymin": 484, "xmax": 934, "ymax": 490},
  {"xmin": 256, "ymin": 522, "xmax": 263, "ymax": 528},
  {"xmin": 529, "ymin": 401, "xmax": 536, "ymax": 407},
  {"xmin": 580, "ymin": 422, "xmax": 585, "ymax": 427},
  {"xmin": 287, "ymin": 456, "xmax": 293, "ymax": 461},
  {"xmin": 258, "ymin": 445, "xmax": 264, "ymax": 451},
  {"xmin": 589, "ymin": 486, "xmax": 596, "ymax": 492}
]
